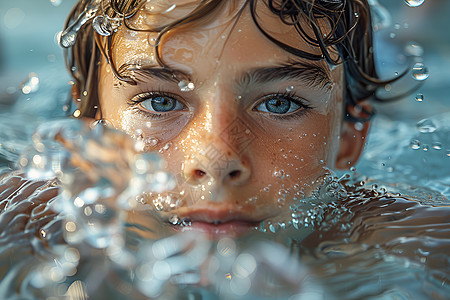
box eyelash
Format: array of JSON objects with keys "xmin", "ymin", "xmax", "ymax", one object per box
[
  {"xmin": 254, "ymin": 91, "xmax": 314, "ymax": 121},
  {"xmin": 127, "ymin": 90, "xmax": 313, "ymax": 121},
  {"xmin": 127, "ymin": 90, "xmax": 181, "ymax": 120}
]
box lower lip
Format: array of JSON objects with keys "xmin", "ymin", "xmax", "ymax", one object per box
[{"xmin": 175, "ymin": 221, "xmax": 258, "ymax": 238}]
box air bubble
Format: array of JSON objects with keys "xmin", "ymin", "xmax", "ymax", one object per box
[
  {"xmin": 404, "ymin": 0, "xmax": 425, "ymax": 7},
  {"xmin": 411, "ymin": 63, "xmax": 429, "ymax": 81},
  {"xmin": 178, "ymin": 80, "xmax": 195, "ymax": 92},
  {"xmin": 415, "ymin": 93, "xmax": 424, "ymax": 102},
  {"xmin": 416, "ymin": 119, "xmax": 436, "ymax": 133}
]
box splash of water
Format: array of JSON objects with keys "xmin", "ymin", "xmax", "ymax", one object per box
[{"xmin": 59, "ymin": 0, "xmax": 101, "ymax": 48}]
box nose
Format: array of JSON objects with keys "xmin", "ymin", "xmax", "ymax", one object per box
[{"xmin": 183, "ymin": 144, "xmax": 251, "ymax": 186}]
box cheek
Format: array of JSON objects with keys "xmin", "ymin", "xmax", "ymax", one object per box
[{"xmin": 248, "ymin": 112, "xmax": 341, "ymax": 197}]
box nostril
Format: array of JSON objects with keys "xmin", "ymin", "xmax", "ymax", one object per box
[
  {"xmin": 194, "ymin": 169, "xmax": 206, "ymax": 178},
  {"xmin": 229, "ymin": 170, "xmax": 241, "ymax": 179}
]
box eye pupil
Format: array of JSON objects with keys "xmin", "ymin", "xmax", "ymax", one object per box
[{"xmin": 265, "ymin": 97, "xmax": 291, "ymax": 114}]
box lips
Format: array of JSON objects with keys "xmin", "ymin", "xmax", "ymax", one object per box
[
  {"xmin": 177, "ymin": 220, "xmax": 258, "ymax": 238},
  {"xmin": 168, "ymin": 208, "xmax": 261, "ymax": 238}
]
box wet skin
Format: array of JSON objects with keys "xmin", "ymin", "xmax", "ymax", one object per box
[{"xmin": 96, "ymin": 1, "xmax": 369, "ymax": 233}]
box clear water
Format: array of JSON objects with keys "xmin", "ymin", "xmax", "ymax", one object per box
[{"xmin": 1, "ymin": 0, "xmax": 450, "ymax": 299}]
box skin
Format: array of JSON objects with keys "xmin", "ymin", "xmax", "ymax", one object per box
[{"xmin": 95, "ymin": 1, "xmax": 369, "ymax": 231}]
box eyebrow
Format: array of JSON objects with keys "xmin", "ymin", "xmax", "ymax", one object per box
[
  {"xmin": 118, "ymin": 60, "xmax": 331, "ymax": 89},
  {"xmin": 117, "ymin": 63, "xmax": 190, "ymax": 85},
  {"xmin": 238, "ymin": 60, "xmax": 331, "ymax": 90}
]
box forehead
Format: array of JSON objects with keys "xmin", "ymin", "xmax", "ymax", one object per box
[{"xmin": 111, "ymin": 0, "xmax": 332, "ymax": 74}]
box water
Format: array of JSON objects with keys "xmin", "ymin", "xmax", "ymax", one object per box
[{"xmin": 1, "ymin": 0, "xmax": 450, "ymax": 299}]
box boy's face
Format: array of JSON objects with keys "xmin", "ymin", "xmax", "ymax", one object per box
[{"xmin": 96, "ymin": 1, "xmax": 367, "ymax": 235}]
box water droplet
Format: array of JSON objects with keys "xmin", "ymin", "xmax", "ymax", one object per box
[
  {"xmin": 410, "ymin": 139, "xmax": 420, "ymax": 150},
  {"xmin": 394, "ymin": 23, "xmax": 401, "ymax": 30},
  {"xmin": 145, "ymin": 137, "xmax": 159, "ymax": 147},
  {"xmin": 432, "ymin": 142, "xmax": 442, "ymax": 150},
  {"xmin": 60, "ymin": 31, "xmax": 77, "ymax": 48},
  {"xmin": 286, "ymin": 85, "xmax": 294, "ymax": 92},
  {"xmin": 40, "ymin": 228, "xmax": 47, "ymax": 238},
  {"xmin": 405, "ymin": 41, "xmax": 424, "ymax": 57},
  {"xmin": 411, "ymin": 62, "xmax": 429, "ymax": 81},
  {"xmin": 422, "ymin": 144, "xmax": 429, "ymax": 151},
  {"xmin": 162, "ymin": 143, "xmax": 171, "ymax": 151},
  {"xmin": 73, "ymin": 110, "xmax": 81, "ymax": 118},
  {"xmin": 389, "ymin": 32, "xmax": 396, "ymax": 39},
  {"xmin": 134, "ymin": 129, "xmax": 144, "ymax": 140},
  {"xmin": 416, "ymin": 119, "xmax": 436, "ymax": 133},
  {"xmin": 415, "ymin": 93, "xmax": 424, "ymax": 102},
  {"xmin": 21, "ymin": 73, "xmax": 40, "ymax": 94},
  {"xmin": 153, "ymin": 197, "xmax": 164, "ymax": 211},
  {"xmin": 263, "ymin": 186, "xmax": 270, "ymax": 192},
  {"xmin": 92, "ymin": 16, "xmax": 113, "ymax": 36},
  {"xmin": 404, "ymin": 0, "xmax": 425, "ymax": 7},
  {"xmin": 178, "ymin": 80, "xmax": 195, "ymax": 92},
  {"xmin": 273, "ymin": 169, "xmax": 285, "ymax": 179},
  {"xmin": 354, "ymin": 122, "xmax": 364, "ymax": 131},
  {"xmin": 60, "ymin": 3, "xmax": 99, "ymax": 48},
  {"xmin": 148, "ymin": 37, "xmax": 159, "ymax": 47},
  {"xmin": 50, "ymin": 0, "xmax": 62, "ymax": 6},
  {"xmin": 169, "ymin": 215, "xmax": 180, "ymax": 225},
  {"xmin": 350, "ymin": 166, "xmax": 356, "ymax": 172},
  {"xmin": 277, "ymin": 198, "xmax": 286, "ymax": 208}
]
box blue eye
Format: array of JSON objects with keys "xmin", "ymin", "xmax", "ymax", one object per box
[
  {"xmin": 255, "ymin": 94, "xmax": 304, "ymax": 115},
  {"xmin": 130, "ymin": 93, "xmax": 186, "ymax": 113}
]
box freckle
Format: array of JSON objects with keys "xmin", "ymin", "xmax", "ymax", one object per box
[{"xmin": 227, "ymin": 151, "xmax": 231, "ymax": 156}]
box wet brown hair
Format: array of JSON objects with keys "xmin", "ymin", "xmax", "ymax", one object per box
[{"xmin": 63, "ymin": 0, "xmax": 396, "ymax": 121}]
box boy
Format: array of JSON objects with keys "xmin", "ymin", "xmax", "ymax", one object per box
[
  {"xmin": 0, "ymin": 0, "xmax": 448, "ymax": 298},
  {"xmin": 61, "ymin": 0, "xmax": 377, "ymax": 236}
]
